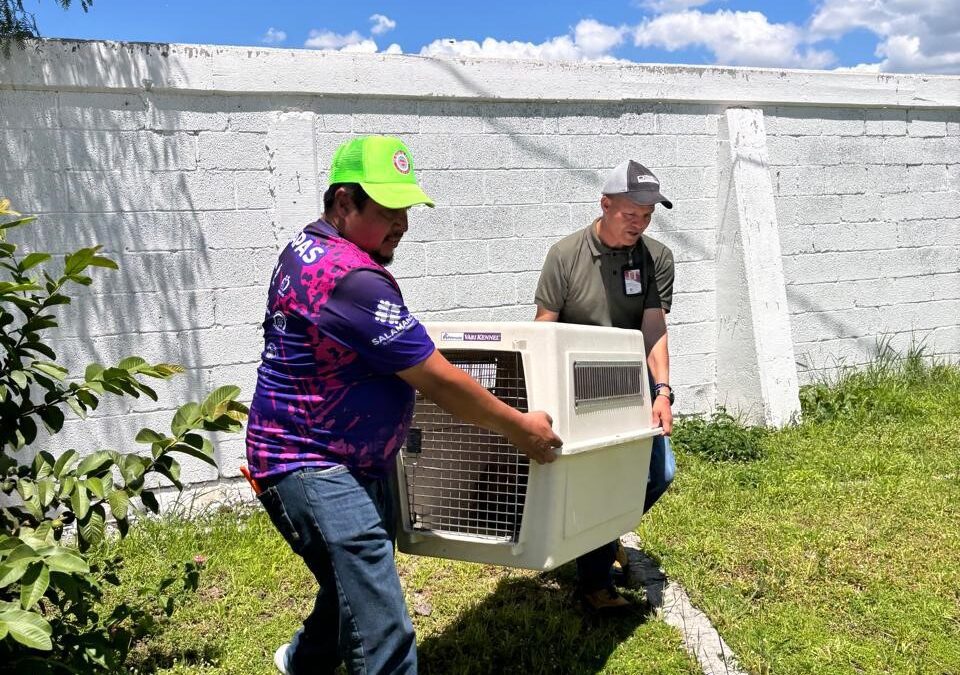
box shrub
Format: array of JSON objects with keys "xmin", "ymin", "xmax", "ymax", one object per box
[
  {"xmin": 798, "ymin": 336, "xmax": 944, "ymax": 425},
  {"xmin": 0, "ymin": 200, "xmax": 248, "ymax": 672},
  {"xmin": 671, "ymin": 408, "xmax": 768, "ymax": 463}
]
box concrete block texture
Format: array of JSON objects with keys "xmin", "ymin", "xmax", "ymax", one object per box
[{"xmin": 4, "ymin": 41, "xmax": 960, "ymax": 492}]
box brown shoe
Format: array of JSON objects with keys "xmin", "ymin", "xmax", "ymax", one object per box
[{"xmin": 581, "ymin": 587, "xmax": 631, "ymax": 613}]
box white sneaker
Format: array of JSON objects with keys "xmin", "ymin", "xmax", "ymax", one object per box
[{"xmin": 274, "ymin": 643, "xmax": 292, "ymax": 674}]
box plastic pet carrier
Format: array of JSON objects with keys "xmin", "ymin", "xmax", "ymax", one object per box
[{"xmin": 394, "ymin": 322, "xmax": 660, "ymax": 571}]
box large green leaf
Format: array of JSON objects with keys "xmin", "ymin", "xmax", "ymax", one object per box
[
  {"xmin": 10, "ymin": 370, "xmax": 28, "ymax": 389},
  {"xmin": 171, "ymin": 402, "xmax": 202, "ymax": 437},
  {"xmin": 19, "ymin": 252, "xmax": 51, "ymax": 271},
  {"xmin": 84, "ymin": 363, "xmax": 105, "ymax": 383},
  {"xmin": 78, "ymin": 505, "xmax": 106, "ymax": 547},
  {"xmin": 63, "ymin": 248, "xmax": 95, "ymax": 276},
  {"xmin": 89, "ymin": 255, "xmax": 118, "ymax": 270},
  {"xmin": 135, "ymin": 428, "xmax": 165, "ymax": 444},
  {"xmin": 75, "ymin": 450, "xmax": 113, "ymax": 477},
  {"xmin": 6, "ymin": 544, "xmax": 40, "ymax": 566},
  {"xmin": 117, "ymin": 356, "xmax": 147, "ymax": 372},
  {"xmin": 39, "ymin": 405, "xmax": 65, "ymax": 433},
  {"xmin": 31, "ymin": 451, "xmax": 55, "ymax": 479},
  {"xmin": 52, "ymin": 449, "xmax": 78, "ymax": 479},
  {"xmin": 201, "ymin": 385, "xmax": 241, "ymax": 417},
  {"xmin": 0, "ymin": 215, "xmax": 38, "ymax": 231},
  {"xmin": 107, "ymin": 490, "xmax": 130, "ymax": 521},
  {"xmin": 35, "ymin": 479, "xmax": 56, "ymax": 508},
  {"xmin": 153, "ymin": 455, "xmax": 182, "ymax": 490},
  {"xmin": 118, "ymin": 455, "xmax": 148, "ymax": 485},
  {"xmin": 85, "ymin": 476, "xmax": 106, "ymax": 499},
  {"xmin": 70, "ymin": 482, "xmax": 90, "ymax": 521},
  {"xmin": 18, "ymin": 416, "xmax": 38, "ymax": 446},
  {"xmin": 31, "ymin": 361, "xmax": 67, "ymax": 382},
  {"xmin": 170, "ymin": 440, "xmax": 217, "ymax": 467},
  {"xmin": 16, "ymin": 478, "xmax": 35, "ymax": 502},
  {"xmin": 0, "ymin": 606, "xmax": 52, "ymax": 650},
  {"xmin": 0, "ymin": 562, "xmax": 28, "ymax": 588},
  {"xmin": 41, "ymin": 548, "xmax": 89, "ymax": 574},
  {"xmin": 19, "ymin": 562, "xmax": 49, "ymax": 610},
  {"xmin": 140, "ymin": 490, "xmax": 160, "ymax": 514}
]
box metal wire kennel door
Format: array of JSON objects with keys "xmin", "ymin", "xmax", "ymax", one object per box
[{"xmin": 399, "ymin": 350, "xmax": 530, "ymax": 542}]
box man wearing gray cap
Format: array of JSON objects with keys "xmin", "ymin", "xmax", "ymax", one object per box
[{"xmin": 534, "ymin": 159, "xmax": 676, "ymax": 612}]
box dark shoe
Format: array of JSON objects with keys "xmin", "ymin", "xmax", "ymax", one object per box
[{"xmin": 581, "ymin": 586, "xmax": 631, "ymax": 613}]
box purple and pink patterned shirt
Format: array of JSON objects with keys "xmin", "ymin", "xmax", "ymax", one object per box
[{"xmin": 245, "ymin": 219, "xmax": 435, "ymax": 480}]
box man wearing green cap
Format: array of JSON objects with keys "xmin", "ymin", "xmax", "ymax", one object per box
[{"xmin": 246, "ymin": 136, "xmax": 563, "ymax": 674}]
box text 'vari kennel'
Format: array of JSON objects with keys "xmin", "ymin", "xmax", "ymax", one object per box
[{"xmin": 395, "ymin": 322, "xmax": 661, "ymax": 571}]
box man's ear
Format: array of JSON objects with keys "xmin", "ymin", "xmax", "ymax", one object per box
[
  {"xmin": 600, "ymin": 195, "xmax": 611, "ymax": 213},
  {"xmin": 334, "ymin": 187, "xmax": 355, "ymax": 215}
]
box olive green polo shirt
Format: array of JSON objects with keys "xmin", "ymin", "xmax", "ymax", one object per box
[{"xmin": 535, "ymin": 220, "xmax": 674, "ymax": 329}]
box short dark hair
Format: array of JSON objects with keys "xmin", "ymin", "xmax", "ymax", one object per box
[{"xmin": 323, "ymin": 183, "xmax": 370, "ymax": 214}]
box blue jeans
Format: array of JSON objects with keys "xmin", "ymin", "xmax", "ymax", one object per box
[
  {"xmin": 576, "ymin": 377, "xmax": 677, "ymax": 593},
  {"xmin": 258, "ymin": 465, "xmax": 416, "ymax": 675}
]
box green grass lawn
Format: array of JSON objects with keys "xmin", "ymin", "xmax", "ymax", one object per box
[
  {"xmin": 98, "ymin": 353, "xmax": 960, "ymax": 674},
  {"xmin": 102, "ymin": 509, "xmax": 697, "ymax": 675},
  {"xmin": 639, "ymin": 354, "xmax": 960, "ymax": 674}
]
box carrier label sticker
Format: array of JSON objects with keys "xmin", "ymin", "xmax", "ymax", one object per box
[{"xmin": 441, "ymin": 331, "xmax": 501, "ymax": 342}]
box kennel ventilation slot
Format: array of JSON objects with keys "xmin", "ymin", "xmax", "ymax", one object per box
[{"xmin": 573, "ymin": 360, "xmax": 646, "ymax": 407}]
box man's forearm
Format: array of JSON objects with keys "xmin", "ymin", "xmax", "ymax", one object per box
[
  {"xmin": 647, "ymin": 332, "xmax": 670, "ymax": 386},
  {"xmin": 398, "ymin": 351, "xmax": 523, "ymax": 437}
]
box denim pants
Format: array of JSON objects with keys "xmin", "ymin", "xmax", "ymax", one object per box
[
  {"xmin": 258, "ymin": 465, "xmax": 417, "ymax": 675},
  {"xmin": 575, "ymin": 378, "xmax": 677, "ymax": 593}
]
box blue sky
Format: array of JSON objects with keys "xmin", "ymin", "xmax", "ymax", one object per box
[{"xmin": 28, "ymin": 0, "xmax": 960, "ymax": 74}]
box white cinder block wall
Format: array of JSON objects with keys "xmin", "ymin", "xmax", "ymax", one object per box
[{"xmin": 0, "ymin": 41, "xmax": 958, "ymax": 490}]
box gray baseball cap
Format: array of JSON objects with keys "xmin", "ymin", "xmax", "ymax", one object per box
[{"xmin": 601, "ymin": 160, "xmax": 673, "ymax": 209}]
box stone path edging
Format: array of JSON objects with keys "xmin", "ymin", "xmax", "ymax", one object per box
[{"xmin": 621, "ymin": 532, "xmax": 748, "ymax": 675}]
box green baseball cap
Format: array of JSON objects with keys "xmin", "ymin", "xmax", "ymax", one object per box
[{"xmin": 328, "ymin": 136, "xmax": 435, "ymax": 209}]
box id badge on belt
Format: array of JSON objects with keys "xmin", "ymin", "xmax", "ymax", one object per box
[{"xmin": 622, "ymin": 265, "xmax": 644, "ymax": 296}]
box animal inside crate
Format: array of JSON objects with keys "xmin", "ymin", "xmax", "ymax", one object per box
[{"xmin": 395, "ymin": 322, "xmax": 661, "ymax": 571}]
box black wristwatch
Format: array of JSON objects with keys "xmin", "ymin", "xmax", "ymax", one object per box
[{"xmin": 653, "ymin": 383, "xmax": 675, "ymax": 406}]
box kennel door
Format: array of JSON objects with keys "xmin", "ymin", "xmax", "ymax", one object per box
[{"xmin": 399, "ymin": 350, "xmax": 530, "ymax": 542}]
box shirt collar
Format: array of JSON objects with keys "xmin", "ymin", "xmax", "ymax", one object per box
[
  {"xmin": 586, "ymin": 218, "xmax": 634, "ymax": 258},
  {"xmin": 304, "ymin": 218, "xmax": 340, "ymax": 239}
]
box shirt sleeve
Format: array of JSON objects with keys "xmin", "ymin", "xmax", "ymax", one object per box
[
  {"xmin": 641, "ymin": 247, "xmax": 662, "ymax": 312},
  {"xmin": 318, "ymin": 269, "xmax": 435, "ymax": 375},
  {"xmin": 654, "ymin": 245, "xmax": 675, "ymax": 314},
  {"xmin": 534, "ymin": 243, "xmax": 568, "ymax": 312}
]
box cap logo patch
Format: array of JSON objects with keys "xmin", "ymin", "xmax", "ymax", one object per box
[
  {"xmin": 393, "ymin": 150, "xmax": 410, "ymax": 174},
  {"xmin": 635, "ymin": 175, "xmax": 659, "ymax": 185}
]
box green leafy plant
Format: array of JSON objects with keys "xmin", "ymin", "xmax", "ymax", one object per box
[
  {"xmin": 798, "ymin": 336, "xmax": 940, "ymax": 425},
  {"xmin": 671, "ymin": 407, "xmax": 768, "ymax": 463},
  {"xmin": 0, "ymin": 200, "xmax": 249, "ymax": 672}
]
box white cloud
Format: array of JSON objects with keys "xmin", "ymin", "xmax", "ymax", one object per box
[
  {"xmin": 304, "ymin": 29, "xmax": 378, "ymax": 52},
  {"xmin": 261, "ymin": 27, "xmax": 287, "ymax": 45},
  {"xmin": 833, "ymin": 62, "xmax": 882, "ymax": 73},
  {"xmin": 574, "ymin": 19, "xmax": 628, "ymax": 58},
  {"xmin": 634, "ymin": 10, "xmax": 835, "ymax": 69},
  {"xmin": 370, "ymin": 14, "xmax": 396, "ymax": 36},
  {"xmin": 420, "ymin": 19, "xmax": 626, "ymax": 62},
  {"xmin": 639, "ymin": 0, "xmax": 715, "ymax": 14},
  {"xmin": 303, "ymin": 15, "xmax": 398, "ymax": 54},
  {"xmin": 810, "ymin": 0, "xmax": 960, "ymax": 74}
]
